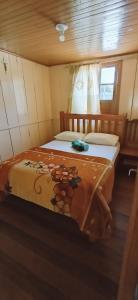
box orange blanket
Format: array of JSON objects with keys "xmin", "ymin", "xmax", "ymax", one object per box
[{"xmin": 0, "ymin": 147, "xmax": 114, "ymax": 240}]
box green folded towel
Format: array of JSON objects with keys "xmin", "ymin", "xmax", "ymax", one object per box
[{"xmin": 72, "ymin": 139, "xmax": 89, "ymax": 152}]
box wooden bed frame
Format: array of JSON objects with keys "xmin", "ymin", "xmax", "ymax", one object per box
[
  {"xmin": 60, "ymin": 111, "xmax": 127, "ymax": 146},
  {"xmin": 0, "ymin": 112, "xmax": 127, "ymax": 241},
  {"xmin": 120, "ymin": 119, "xmax": 138, "ymax": 172},
  {"xmin": 121, "ymin": 119, "xmax": 138, "ymax": 154}
]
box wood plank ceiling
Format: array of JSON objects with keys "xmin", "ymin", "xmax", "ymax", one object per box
[{"xmin": 0, "ymin": 0, "xmax": 138, "ymax": 66}]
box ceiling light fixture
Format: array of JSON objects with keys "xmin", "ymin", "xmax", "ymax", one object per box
[{"xmin": 56, "ymin": 23, "xmax": 68, "ymax": 42}]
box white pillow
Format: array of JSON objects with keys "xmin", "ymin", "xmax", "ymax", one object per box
[
  {"xmin": 54, "ymin": 131, "xmax": 86, "ymax": 142},
  {"xmin": 84, "ymin": 133, "xmax": 119, "ymax": 146}
]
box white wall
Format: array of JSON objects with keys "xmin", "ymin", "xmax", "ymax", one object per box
[{"xmin": 0, "ymin": 51, "xmax": 52, "ymax": 162}]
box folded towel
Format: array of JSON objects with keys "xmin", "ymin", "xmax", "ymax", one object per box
[{"xmin": 72, "ymin": 139, "xmax": 89, "ymax": 152}]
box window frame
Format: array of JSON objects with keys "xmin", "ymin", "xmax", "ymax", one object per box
[
  {"xmin": 99, "ymin": 60, "xmax": 122, "ymax": 114},
  {"xmin": 100, "ymin": 65, "xmax": 116, "ymax": 101}
]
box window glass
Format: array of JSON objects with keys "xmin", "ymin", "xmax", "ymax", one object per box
[
  {"xmin": 101, "ymin": 67, "xmax": 115, "ymax": 84},
  {"xmin": 100, "ymin": 84, "xmax": 114, "ymax": 100}
]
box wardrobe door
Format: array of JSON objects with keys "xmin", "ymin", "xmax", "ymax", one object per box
[
  {"xmin": 0, "ymin": 82, "xmax": 8, "ymax": 130},
  {"xmin": 22, "ymin": 59, "xmax": 37, "ymax": 124},
  {"xmin": 9, "ymin": 55, "xmax": 28, "ymax": 125},
  {"xmin": 29, "ymin": 124, "xmax": 40, "ymax": 147},
  {"xmin": 20, "ymin": 126, "xmax": 31, "ymax": 151},
  {"xmin": 0, "ymin": 130, "xmax": 13, "ymax": 161},
  {"xmin": 0, "ymin": 52, "xmax": 18, "ymax": 127},
  {"xmin": 10, "ymin": 127, "xmax": 23, "ymax": 155}
]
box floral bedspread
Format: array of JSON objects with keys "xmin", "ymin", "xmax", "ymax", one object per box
[{"xmin": 0, "ymin": 147, "xmax": 114, "ymax": 240}]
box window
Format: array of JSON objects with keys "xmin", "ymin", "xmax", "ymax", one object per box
[
  {"xmin": 99, "ymin": 61, "xmax": 122, "ymax": 114},
  {"xmin": 100, "ymin": 66, "xmax": 116, "ymax": 101}
]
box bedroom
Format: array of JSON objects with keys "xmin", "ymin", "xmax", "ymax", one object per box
[{"xmin": 0, "ymin": 0, "xmax": 138, "ymax": 299}]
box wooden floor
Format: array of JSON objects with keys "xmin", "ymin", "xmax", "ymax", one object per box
[{"xmin": 0, "ymin": 165, "xmax": 136, "ymax": 300}]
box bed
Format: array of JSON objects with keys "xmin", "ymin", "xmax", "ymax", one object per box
[{"xmin": 0, "ymin": 112, "xmax": 126, "ymax": 241}]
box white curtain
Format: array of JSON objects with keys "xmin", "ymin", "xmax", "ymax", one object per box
[{"xmin": 70, "ymin": 64, "xmax": 100, "ymax": 114}]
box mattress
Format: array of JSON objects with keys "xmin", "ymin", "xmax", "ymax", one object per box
[{"xmin": 41, "ymin": 140, "xmax": 120, "ymax": 163}]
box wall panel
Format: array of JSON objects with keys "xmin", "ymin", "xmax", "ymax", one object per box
[
  {"xmin": 119, "ymin": 57, "xmax": 138, "ymax": 119},
  {"xmin": 33, "ymin": 64, "xmax": 46, "ymax": 122},
  {"xmin": 20, "ymin": 126, "xmax": 31, "ymax": 151},
  {"xmin": 9, "ymin": 54, "xmax": 29, "ymax": 125},
  {"xmin": 131, "ymin": 61, "xmax": 138, "ymax": 119},
  {"xmin": 29, "ymin": 124, "xmax": 40, "ymax": 147},
  {"xmin": 0, "ymin": 83, "xmax": 8, "ymax": 130},
  {"xmin": 10, "ymin": 127, "xmax": 22, "ymax": 155},
  {"xmin": 49, "ymin": 65, "xmax": 72, "ymax": 134},
  {"xmin": 0, "ymin": 52, "xmax": 19, "ymax": 127},
  {"xmin": 0, "ymin": 130, "xmax": 13, "ymax": 161},
  {"xmin": 22, "ymin": 59, "xmax": 38, "ymax": 124},
  {"xmin": 39, "ymin": 120, "xmax": 53, "ymax": 145},
  {"xmin": 0, "ymin": 50, "xmax": 52, "ymax": 162},
  {"xmin": 50, "ymin": 65, "xmax": 71, "ymax": 120},
  {"xmin": 43, "ymin": 66, "xmax": 52, "ymax": 120}
]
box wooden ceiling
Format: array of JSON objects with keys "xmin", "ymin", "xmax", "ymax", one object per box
[{"xmin": 0, "ymin": 0, "xmax": 138, "ymax": 66}]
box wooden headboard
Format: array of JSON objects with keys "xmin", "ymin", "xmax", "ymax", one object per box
[{"xmin": 60, "ymin": 111, "xmax": 127, "ymax": 145}]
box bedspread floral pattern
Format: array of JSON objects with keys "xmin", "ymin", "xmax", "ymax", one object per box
[
  {"xmin": 51, "ymin": 165, "xmax": 81, "ymax": 215},
  {"xmin": 12, "ymin": 160, "xmax": 81, "ymax": 216},
  {"xmin": 0, "ymin": 148, "xmax": 114, "ymax": 240}
]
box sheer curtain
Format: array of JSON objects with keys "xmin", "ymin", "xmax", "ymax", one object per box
[{"xmin": 70, "ymin": 64, "xmax": 100, "ymax": 114}]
